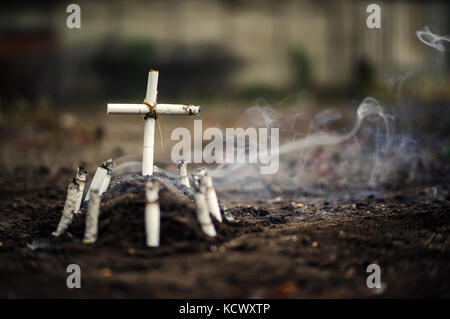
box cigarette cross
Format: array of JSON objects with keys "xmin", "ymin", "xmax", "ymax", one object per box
[{"xmin": 107, "ymin": 69, "xmax": 201, "ymax": 176}]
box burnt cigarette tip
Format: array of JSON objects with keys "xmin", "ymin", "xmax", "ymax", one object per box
[
  {"xmin": 102, "ymin": 158, "xmax": 115, "ymax": 169},
  {"xmin": 77, "ymin": 166, "xmax": 87, "ymax": 176}
]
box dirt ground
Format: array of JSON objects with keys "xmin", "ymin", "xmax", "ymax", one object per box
[
  {"xmin": 0, "ymin": 163, "xmax": 449, "ymax": 298},
  {"xmin": 1, "ymin": 104, "xmax": 450, "ymax": 298}
]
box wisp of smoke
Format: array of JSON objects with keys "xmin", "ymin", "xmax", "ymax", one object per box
[
  {"xmin": 211, "ymin": 97, "xmax": 422, "ymax": 200},
  {"xmin": 416, "ymin": 26, "xmax": 450, "ymax": 52}
]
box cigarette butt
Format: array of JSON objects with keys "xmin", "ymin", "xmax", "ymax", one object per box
[
  {"xmin": 98, "ymin": 168, "xmax": 112, "ymax": 197},
  {"xmin": 52, "ymin": 180, "xmax": 79, "ymax": 237},
  {"xmin": 177, "ymin": 160, "xmax": 190, "ymax": 187},
  {"xmin": 74, "ymin": 167, "xmax": 87, "ymax": 214},
  {"xmin": 202, "ymin": 174, "xmax": 222, "ymax": 223},
  {"xmin": 85, "ymin": 166, "xmax": 107, "ymax": 202},
  {"xmin": 145, "ymin": 181, "xmax": 160, "ymax": 247},
  {"xmin": 200, "ymin": 172, "xmax": 222, "ymax": 222},
  {"xmin": 83, "ymin": 190, "xmax": 101, "ymax": 244},
  {"xmin": 194, "ymin": 183, "xmax": 216, "ymax": 237}
]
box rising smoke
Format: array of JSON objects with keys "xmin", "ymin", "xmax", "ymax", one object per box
[
  {"xmin": 212, "ymin": 97, "xmax": 423, "ymax": 200},
  {"xmin": 416, "ymin": 26, "xmax": 450, "ymax": 52}
]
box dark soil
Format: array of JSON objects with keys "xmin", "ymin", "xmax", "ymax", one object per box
[{"xmin": 0, "ymin": 165, "xmax": 450, "ymax": 298}]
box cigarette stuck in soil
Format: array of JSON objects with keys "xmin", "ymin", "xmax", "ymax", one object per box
[
  {"xmin": 83, "ymin": 190, "xmax": 101, "ymax": 244},
  {"xmin": 74, "ymin": 167, "xmax": 87, "ymax": 214},
  {"xmin": 85, "ymin": 159, "xmax": 113, "ymax": 201},
  {"xmin": 201, "ymin": 173, "xmax": 222, "ymax": 222},
  {"xmin": 52, "ymin": 179, "xmax": 79, "ymax": 237},
  {"xmin": 98, "ymin": 168, "xmax": 112, "ymax": 197},
  {"xmin": 177, "ymin": 160, "xmax": 190, "ymax": 187},
  {"xmin": 145, "ymin": 181, "xmax": 160, "ymax": 247},
  {"xmin": 194, "ymin": 179, "xmax": 217, "ymax": 237}
]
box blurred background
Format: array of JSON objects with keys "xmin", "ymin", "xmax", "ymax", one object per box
[{"xmin": 0, "ymin": 0, "xmax": 449, "ymax": 172}]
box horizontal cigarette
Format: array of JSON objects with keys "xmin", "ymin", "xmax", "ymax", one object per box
[
  {"xmin": 107, "ymin": 103, "xmax": 201, "ymax": 115},
  {"xmin": 107, "ymin": 104, "xmax": 148, "ymax": 114},
  {"xmin": 158, "ymin": 104, "xmax": 201, "ymax": 115}
]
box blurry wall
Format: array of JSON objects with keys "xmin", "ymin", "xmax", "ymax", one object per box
[{"xmin": 0, "ymin": 0, "xmax": 449, "ymax": 106}]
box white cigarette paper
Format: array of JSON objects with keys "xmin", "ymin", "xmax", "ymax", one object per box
[
  {"xmin": 142, "ymin": 70, "xmax": 158, "ymax": 176},
  {"xmin": 201, "ymin": 174, "xmax": 222, "ymax": 223},
  {"xmin": 98, "ymin": 168, "xmax": 112, "ymax": 197},
  {"xmin": 83, "ymin": 190, "xmax": 101, "ymax": 244},
  {"xmin": 142, "ymin": 115, "xmax": 155, "ymax": 176},
  {"xmin": 194, "ymin": 182, "xmax": 217, "ymax": 237},
  {"xmin": 74, "ymin": 167, "xmax": 87, "ymax": 214},
  {"xmin": 85, "ymin": 166, "xmax": 107, "ymax": 201},
  {"xmin": 107, "ymin": 104, "xmax": 201, "ymax": 115},
  {"xmin": 85, "ymin": 159, "xmax": 113, "ymax": 201},
  {"xmin": 52, "ymin": 180, "xmax": 79, "ymax": 237},
  {"xmin": 177, "ymin": 160, "xmax": 190, "ymax": 187},
  {"xmin": 145, "ymin": 181, "xmax": 160, "ymax": 247}
]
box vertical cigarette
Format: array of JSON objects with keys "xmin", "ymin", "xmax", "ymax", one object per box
[
  {"xmin": 142, "ymin": 70, "xmax": 158, "ymax": 176},
  {"xmin": 194, "ymin": 179, "xmax": 216, "ymax": 237},
  {"xmin": 85, "ymin": 159, "xmax": 114, "ymax": 201},
  {"xmin": 145, "ymin": 181, "xmax": 160, "ymax": 247},
  {"xmin": 74, "ymin": 167, "xmax": 87, "ymax": 214},
  {"xmin": 98, "ymin": 168, "xmax": 112, "ymax": 197},
  {"xmin": 193, "ymin": 167, "xmax": 205, "ymax": 191},
  {"xmin": 177, "ymin": 160, "xmax": 190, "ymax": 187},
  {"xmin": 142, "ymin": 116, "xmax": 155, "ymax": 176},
  {"xmin": 192, "ymin": 174, "xmax": 200, "ymax": 191},
  {"xmin": 52, "ymin": 179, "xmax": 79, "ymax": 237},
  {"xmin": 85, "ymin": 166, "xmax": 107, "ymax": 201},
  {"xmin": 201, "ymin": 174, "xmax": 222, "ymax": 223},
  {"xmin": 83, "ymin": 190, "xmax": 101, "ymax": 244}
]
